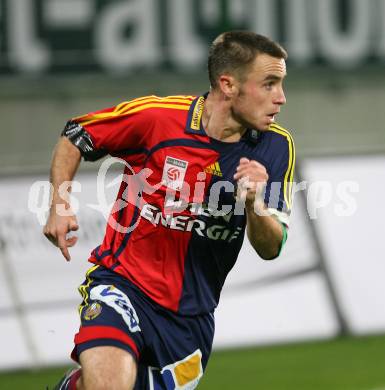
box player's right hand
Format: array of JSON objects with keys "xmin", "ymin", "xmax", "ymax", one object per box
[{"xmin": 43, "ymin": 209, "xmax": 79, "ymax": 261}]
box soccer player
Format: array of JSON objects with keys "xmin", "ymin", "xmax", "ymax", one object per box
[{"xmin": 44, "ymin": 31, "xmax": 295, "ymax": 390}]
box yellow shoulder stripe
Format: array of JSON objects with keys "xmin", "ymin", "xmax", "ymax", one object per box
[
  {"xmin": 113, "ymin": 94, "xmax": 193, "ymax": 110},
  {"xmin": 115, "ymin": 96, "xmax": 193, "ymax": 115},
  {"xmin": 268, "ymin": 123, "xmax": 296, "ymax": 210},
  {"xmin": 165, "ymin": 95, "xmax": 196, "ymax": 100},
  {"xmin": 78, "ymin": 99, "xmax": 191, "ymax": 127},
  {"xmin": 114, "ymin": 95, "xmax": 195, "ymax": 113}
]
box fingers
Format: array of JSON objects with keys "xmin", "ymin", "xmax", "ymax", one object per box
[
  {"xmin": 43, "ymin": 225, "xmax": 58, "ymax": 246},
  {"xmin": 60, "ymin": 247, "xmax": 71, "ymax": 262},
  {"xmin": 69, "ymin": 220, "xmax": 79, "ymax": 232},
  {"xmin": 58, "ymin": 235, "xmax": 78, "ymax": 261},
  {"xmin": 233, "ymin": 159, "xmax": 268, "ymax": 182},
  {"xmin": 57, "ymin": 232, "xmax": 71, "ymax": 261},
  {"xmin": 236, "ymin": 159, "xmax": 266, "ymax": 172},
  {"xmin": 66, "ymin": 236, "xmax": 78, "ymax": 247},
  {"xmin": 50, "ymin": 231, "xmax": 77, "ymax": 261},
  {"xmin": 43, "ymin": 216, "xmax": 79, "ymax": 261},
  {"xmin": 234, "ymin": 158, "xmax": 268, "ymax": 203}
]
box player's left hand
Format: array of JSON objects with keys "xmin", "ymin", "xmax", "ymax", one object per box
[{"xmin": 233, "ymin": 157, "xmax": 269, "ymax": 205}]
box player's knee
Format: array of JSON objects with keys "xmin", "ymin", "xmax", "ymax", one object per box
[
  {"xmin": 79, "ymin": 369, "xmax": 136, "ymax": 390},
  {"xmin": 79, "ymin": 346, "xmax": 137, "ymax": 390},
  {"xmin": 80, "ymin": 375, "xmax": 135, "ymax": 390}
]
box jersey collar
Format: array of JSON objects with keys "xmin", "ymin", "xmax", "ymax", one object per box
[
  {"xmin": 184, "ymin": 92, "xmax": 260, "ymax": 144},
  {"xmin": 185, "ymin": 93, "xmax": 208, "ymax": 136}
]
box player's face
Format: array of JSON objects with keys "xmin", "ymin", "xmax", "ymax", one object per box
[{"xmin": 231, "ymin": 54, "xmax": 287, "ymax": 131}]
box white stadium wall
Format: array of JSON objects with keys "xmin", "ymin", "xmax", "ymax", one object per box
[
  {"xmin": 301, "ymin": 156, "xmax": 385, "ymax": 334},
  {"xmin": 0, "ymin": 155, "xmax": 384, "ymax": 370}
]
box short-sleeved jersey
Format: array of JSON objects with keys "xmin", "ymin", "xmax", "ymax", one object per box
[{"xmin": 63, "ymin": 94, "xmax": 295, "ymax": 315}]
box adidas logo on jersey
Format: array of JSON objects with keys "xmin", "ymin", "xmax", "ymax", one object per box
[{"xmin": 204, "ymin": 162, "xmax": 222, "ymax": 177}]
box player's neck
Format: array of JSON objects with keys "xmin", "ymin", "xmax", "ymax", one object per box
[{"xmin": 203, "ymin": 91, "xmax": 246, "ymax": 143}]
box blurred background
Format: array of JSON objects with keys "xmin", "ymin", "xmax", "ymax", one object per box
[{"xmin": 0, "ymin": 0, "xmax": 385, "ymax": 389}]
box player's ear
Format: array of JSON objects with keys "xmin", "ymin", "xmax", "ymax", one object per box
[{"xmin": 218, "ymin": 74, "xmax": 238, "ymax": 98}]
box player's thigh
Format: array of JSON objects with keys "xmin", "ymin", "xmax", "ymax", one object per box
[{"xmin": 79, "ymin": 345, "xmax": 137, "ymax": 390}]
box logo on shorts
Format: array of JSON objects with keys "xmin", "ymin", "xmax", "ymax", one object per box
[
  {"xmin": 150, "ymin": 349, "xmax": 203, "ymax": 389},
  {"xmin": 90, "ymin": 285, "xmax": 141, "ymax": 333},
  {"xmin": 162, "ymin": 156, "xmax": 188, "ymax": 191},
  {"xmin": 83, "ymin": 302, "xmax": 102, "ymax": 320}
]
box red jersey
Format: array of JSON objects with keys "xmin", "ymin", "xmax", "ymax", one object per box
[{"xmin": 62, "ymin": 94, "xmax": 295, "ymax": 315}]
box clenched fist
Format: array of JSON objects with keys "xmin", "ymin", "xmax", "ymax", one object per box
[{"xmin": 233, "ymin": 157, "xmax": 269, "ymax": 205}]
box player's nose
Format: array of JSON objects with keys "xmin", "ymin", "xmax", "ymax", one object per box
[{"xmin": 275, "ymin": 87, "xmax": 286, "ymax": 105}]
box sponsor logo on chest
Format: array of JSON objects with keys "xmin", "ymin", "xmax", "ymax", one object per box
[{"xmin": 161, "ymin": 156, "xmax": 189, "ymax": 190}]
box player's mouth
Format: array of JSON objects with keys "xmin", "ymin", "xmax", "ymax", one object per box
[{"xmin": 267, "ymin": 112, "xmax": 278, "ymax": 122}]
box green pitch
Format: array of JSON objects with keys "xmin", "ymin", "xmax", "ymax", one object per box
[{"xmin": 1, "ymin": 334, "xmax": 385, "ymax": 390}]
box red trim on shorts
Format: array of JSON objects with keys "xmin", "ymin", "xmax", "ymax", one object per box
[
  {"xmin": 74, "ymin": 325, "xmax": 139, "ymax": 358},
  {"xmin": 69, "ymin": 369, "xmax": 81, "ymax": 390}
]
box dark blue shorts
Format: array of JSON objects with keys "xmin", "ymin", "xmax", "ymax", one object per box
[{"xmin": 72, "ymin": 265, "xmax": 215, "ymax": 389}]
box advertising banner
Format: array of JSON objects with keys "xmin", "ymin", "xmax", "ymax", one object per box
[{"xmin": 0, "ymin": 0, "xmax": 384, "ymax": 74}]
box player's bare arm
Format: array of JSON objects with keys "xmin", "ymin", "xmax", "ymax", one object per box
[
  {"xmin": 234, "ymin": 157, "xmax": 283, "ymax": 260},
  {"xmin": 43, "ymin": 136, "xmax": 81, "ymax": 261}
]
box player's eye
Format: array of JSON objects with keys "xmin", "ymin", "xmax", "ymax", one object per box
[{"xmin": 264, "ymin": 81, "xmax": 274, "ymax": 90}]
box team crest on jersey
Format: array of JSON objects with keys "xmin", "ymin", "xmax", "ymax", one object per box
[
  {"xmin": 83, "ymin": 302, "xmax": 102, "ymax": 320},
  {"xmin": 162, "ymin": 156, "xmax": 189, "ymax": 191}
]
